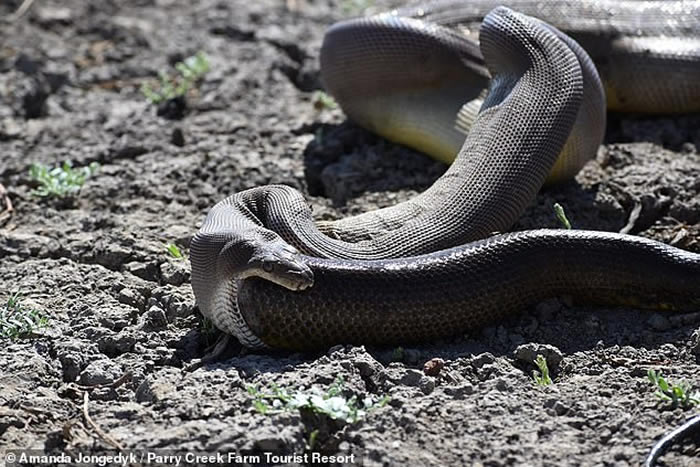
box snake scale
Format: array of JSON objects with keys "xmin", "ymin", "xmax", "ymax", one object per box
[{"xmin": 190, "ymin": 4, "xmax": 700, "ymax": 352}]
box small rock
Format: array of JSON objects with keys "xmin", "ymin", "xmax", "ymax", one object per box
[
  {"xmin": 255, "ymin": 434, "xmax": 288, "ymax": 452},
  {"xmin": 35, "ymin": 7, "xmax": 73, "ymax": 26},
  {"xmin": 157, "ymin": 95, "xmax": 187, "ymax": 120},
  {"xmin": 418, "ymin": 376, "xmax": 435, "ymax": 395},
  {"xmin": 688, "ymin": 329, "xmax": 700, "ymax": 357},
  {"xmin": 471, "ymin": 352, "xmax": 496, "ymax": 369},
  {"xmin": 118, "ymin": 288, "xmax": 143, "ymax": 309},
  {"xmin": 351, "ymin": 351, "xmax": 383, "ymax": 378},
  {"xmin": 423, "ymin": 358, "xmax": 445, "ymax": 377},
  {"xmin": 513, "ymin": 343, "xmax": 563, "ymax": 371},
  {"xmin": 544, "ymin": 398, "xmax": 568, "ymax": 416},
  {"xmin": 137, "ymin": 305, "xmax": 168, "ymax": 330},
  {"xmin": 399, "ymin": 369, "xmax": 424, "ymax": 387},
  {"xmin": 124, "ymin": 261, "xmax": 158, "ymax": 282},
  {"xmin": 58, "ymin": 352, "xmax": 84, "ymax": 383},
  {"xmin": 443, "ymin": 383, "xmax": 475, "ymax": 399},
  {"xmin": 494, "ymin": 378, "xmax": 509, "ymax": 392},
  {"xmin": 97, "ymin": 330, "xmax": 138, "ymax": 355},
  {"xmin": 171, "ymin": 127, "xmax": 185, "ymax": 147},
  {"xmin": 160, "ymin": 260, "xmax": 189, "ymax": 286},
  {"xmin": 78, "ymin": 360, "xmax": 123, "ymax": 386},
  {"xmin": 135, "ymin": 373, "xmax": 178, "ymax": 402}
]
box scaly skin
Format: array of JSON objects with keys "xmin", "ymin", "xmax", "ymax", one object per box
[
  {"xmin": 191, "ymin": 7, "xmax": 700, "ymax": 353},
  {"xmin": 319, "ymin": 0, "xmax": 699, "ymax": 190},
  {"xmin": 236, "ymin": 230, "xmax": 700, "ymax": 351},
  {"xmin": 191, "ymin": 7, "xmax": 588, "ymax": 348}
]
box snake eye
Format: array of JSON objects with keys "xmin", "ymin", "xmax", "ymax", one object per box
[{"xmin": 262, "ymin": 262, "xmax": 274, "ymax": 273}]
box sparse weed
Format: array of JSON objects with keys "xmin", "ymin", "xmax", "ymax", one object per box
[
  {"xmin": 29, "ymin": 161, "xmax": 99, "ymax": 199},
  {"xmin": 0, "ymin": 291, "xmax": 48, "ymax": 339},
  {"xmin": 247, "ymin": 376, "xmax": 389, "ymax": 424},
  {"xmin": 312, "ymin": 91, "xmax": 337, "ymax": 111},
  {"xmin": 553, "ymin": 203, "xmax": 572, "ymax": 229},
  {"xmin": 648, "ymin": 369, "xmax": 699, "ymax": 409},
  {"xmin": 165, "ymin": 242, "xmax": 185, "ymax": 259},
  {"xmin": 533, "ymin": 354, "xmax": 553, "ymax": 386},
  {"xmin": 141, "ymin": 52, "xmax": 210, "ymax": 104},
  {"xmin": 391, "ymin": 346, "xmax": 404, "ymax": 362}
]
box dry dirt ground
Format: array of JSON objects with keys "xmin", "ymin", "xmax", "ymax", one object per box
[{"xmin": 1, "ymin": 1, "xmax": 699, "ymax": 466}]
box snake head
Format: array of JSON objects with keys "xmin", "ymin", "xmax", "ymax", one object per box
[
  {"xmin": 248, "ymin": 240, "xmax": 314, "ymax": 291},
  {"xmin": 219, "ymin": 230, "xmax": 314, "ymax": 291}
]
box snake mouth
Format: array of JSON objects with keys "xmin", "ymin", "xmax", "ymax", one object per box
[{"xmin": 246, "ymin": 245, "xmax": 315, "ymax": 292}]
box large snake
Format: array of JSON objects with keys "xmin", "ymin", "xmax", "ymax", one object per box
[
  {"xmin": 190, "ymin": 5, "xmax": 700, "ymax": 352},
  {"xmin": 321, "ymin": 0, "xmax": 700, "ymax": 177}
]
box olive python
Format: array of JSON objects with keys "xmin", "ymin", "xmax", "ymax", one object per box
[{"xmin": 189, "ymin": 5, "xmax": 700, "ymax": 352}]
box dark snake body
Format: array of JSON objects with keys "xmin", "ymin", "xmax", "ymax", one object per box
[
  {"xmin": 393, "ymin": 0, "xmax": 700, "ymax": 113},
  {"xmin": 190, "ymin": 7, "xmax": 700, "ymax": 351},
  {"xmin": 319, "ymin": 0, "xmax": 700, "ymax": 186},
  {"xmin": 237, "ymin": 230, "xmax": 700, "ymax": 350}
]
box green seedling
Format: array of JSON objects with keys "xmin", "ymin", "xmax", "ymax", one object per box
[
  {"xmin": 165, "ymin": 243, "xmax": 185, "ymax": 259},
  {"xmin": 553, "ymin": 203, "xmax": 572, "ymax": 229},
  {"xmin": 247, "ymin": 376, "xmax": 389, "ymax": 424},
  {"xmin": 312, "ymin": 91, "xmax": 337, "ymax": 111},
  {"xmin": 307, "ymin": 429, "xmax": 319, "ymax": 450},
  {"xmin": 648, "ymin": 369, "xmax": 699, "ymax": 409},
  {"xmin": 29, "ymin": 161, "xmax": 99, "ymax": 199},
  {"xmin": 0, "ymin": 291, "xmax": 48, "ymax": 339},
  {"xmin": 533, "ymin": 354, "xmax": 553, "ymax": 386},
  {"xmin": 141, "ymin": 52, "xmax": 210, "ymax": 104}
]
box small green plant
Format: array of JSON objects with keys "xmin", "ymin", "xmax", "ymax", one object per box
[
  {"xmin": 553, "ymin": 203, "xmax": 572, "ymax": 229},
  {"xmin": 29, "ymin": 161, "xmax": 99, "ymax": 199},
  {"xmin": 533, "ymin": 354, "xmax": 553, "ymax": 386},
  {"xmin": 648, "ymin": 369, "xmax": 699, "ymax": 409},
  {"xmin": 165, "ymin": 243, "xmax": 185, "ymax": 259},
  {"xmin": 0, "ymin": 291, "xmax": 48, "ymax": 339},
  {"xmin": 312, "ymin": 91, "xmax": 337, "ymax": 111},
  {"xmin": 141, "ymin": 52, "xmax": 210, "ymax": 104},
  {"xmin": 307, "ymin": 429, "xmax": 319, "ymax": 450},
  {"xmin": 247, "ymin": 376, "xmax": 388, "ymax": 424}
]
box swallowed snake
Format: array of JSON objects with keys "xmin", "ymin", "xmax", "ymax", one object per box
[{"xmin": 190, "ymin": 6, "xmax": 700, "ymax": 352}]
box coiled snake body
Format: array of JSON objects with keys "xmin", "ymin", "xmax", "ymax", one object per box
[
  {"xmin": 190, "ymin": 5, "xmax": 700, "ymax": 352},
  {"xmin": 321, "ymin": 0, "xmax": 700, "ymax": 175}
]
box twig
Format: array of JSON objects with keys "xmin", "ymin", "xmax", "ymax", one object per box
[
  {"xmin": 619, "ymin": 200, "xmax": 642, "ymax": 234},
  {"xmin": 82, "ymin": 392, "xmax": 125, "ymax": 451},
  {"xmin": 7, "ymin": 0, "xmax": 36, "ymax": 22}
]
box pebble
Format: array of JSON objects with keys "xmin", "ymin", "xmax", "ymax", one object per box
[
  {"xmin": 423, "ymin": 358, "xmax": 445, "ymax": 377},
  {"xmin": 513, "ymin": 343, "xmax": 563, "ymax": 370}
]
